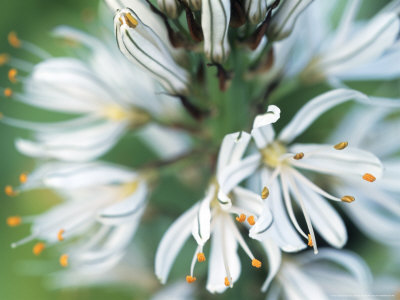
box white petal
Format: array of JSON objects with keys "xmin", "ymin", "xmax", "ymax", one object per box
[
  {"xmin": 192, "ymin": 185, "xmax": 215, "ymax": 246},
  {"xmin": 289, "ymin": 143, "xmax": 383, "ymax": 179},
  {"xmin": 216, "ymin": 131, "xmax": 252, "ymax": 177},
  {"xmin": 155, "ymin": 203, "xmax": 199, "ymax": 283},
  {"xmin": 291, "ymin": 171, "xmax": 347, "ymax": 248},
  {"xmin": 201, "ymin": 0, "xmax": 231, "ymax": 63},
  {"xmin": 251, "ymin": 105, "xmax": 280, "ymax": 149},
  {"xmin": 261, "ymin": 239, "xmax": 281, "ymax": 292},
  {"xmin": 206, "ymin": 215, "xmax": 241, "ymax": 293}
]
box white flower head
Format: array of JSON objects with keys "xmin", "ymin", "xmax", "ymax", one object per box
[
  {"xmin": 264, "ymin": 248, "xmax": 374, "ymax": 298},
  {"xmin": 155, "ymin": 132, "xmax": 273, "ymax": 293},
  {"xmin": 6, "ymin": 162, "xmax": 148, "ymax": 271},
  {"xmin": 0, "ymin": 26, "xmax": 191, "ymax": 162},
  {"xmin": 114, "ymin": 8, "xmax": 190, "ymax": 95},
  {"xmin": 329, "ymin": 106, "xmax": 400, "ymax": 247},
  {"xmin": 201, "ymin": 0, "xmax": 231, "ymax": 63},
  {"xmin": 239, "ymin": 89, "xmax": 400, "ymax": 254}
]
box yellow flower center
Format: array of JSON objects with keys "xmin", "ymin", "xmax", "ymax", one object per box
[
  {"xmin": 260, "ymin": 141, "xmax": 287, "ymax": 168},
  {"xmin": 103, "ymin": 105, "xmax": 150, "ymax": 126}
]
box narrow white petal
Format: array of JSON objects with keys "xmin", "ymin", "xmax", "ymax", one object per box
[
  {"xmin": 155, "ymin": 204, "xmax": 199, "ymax": 283},
  {"xmin": 261, "ymin": 239, "xmax": 281, "ymax": 292},
  {"xmin": 192, "ymin": 185, "xmax": 215, "ymax": 246}
]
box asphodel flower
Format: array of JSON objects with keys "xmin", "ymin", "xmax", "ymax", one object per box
[
  {"xmin": 114, "ymin": 8, "xmax": 190, "ymax": 95},
  {"xmin": 0, "ymin": 26, "xmax": 190, "ymax": 162},
  {"xmin": 234, "ymin": 89, "xmax": 400, "ymax": 253},
  {"xmin": 329, "ymin": 106, "xmax": 400, "ymax": 247},
  {"xmin": 157, "ymin": 0, "xmax": 180, "ymax": 19},
  {"xmin": 264, "ymin": 248, "xmax": 374, "ymax": 298},
  {"xmin": 201, "ymin": 0, "xmax": 231, "ymax": 63},
  {"xmin": 245, "ymin": 0, "xmax": 269, "ymax": 24},
  {"xmin": 6, "ymin": 162, "xmax": 148, "ymax": 271},
  {"xmin": 267, "ymin": 0, "xmax": 313, "ymax": 41},
  {"xmin": 155, "ymin": 132, "xmax": 273, "ymax": 293}
]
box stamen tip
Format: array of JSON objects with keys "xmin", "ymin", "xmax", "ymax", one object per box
[
  {"xmin": 341, "ymin": 195, "xmax": 355, "ymax": 203},
  {"xmin": 19, "ymin": 173, "xmax": 28, "ymax": 184},
  {"xmin": 197, "ymin": 252, "xmax": 206, "ymax": 262},
  {"xmin": 293, "ymin": 152, "xmax": 304, "ymax": 160},
  {"xmin": 8, "ymin": 31, "xmax": 21, "ymax": 48},
  {"xmin": 252, "ymin": 258, "xmax": 262, "ymax": 268},
  {"xmin": 8, "ymin": 68, "xmax": 18, "ymax": 84},
  {"xmin": 186, "ymin": 275, "xmax": 196, "ymax": 283},
  {"xmin": 57, "ymin": 229, "xmax": 65, "ymax": 242},
  {"xmin": 6, "ymin": 216, "xmax": 21, "ymax": 227},
  {"xmin": 261, "ymin": 186, "xmax": 269, "ymax": 199},
  {"xmin": 307, "ymin": 234, "xmax": 313, "ymax": 247},
  {"xmin": 247, "ymin": 215, "xmax": 255, "ymax": 226},
  {"xmin": 33, "ymin": 242, "xmax": 45, "ymax": 256},
  {"xmin": 4, "ymin": 88, "xmax": 13, "ymax": 97},
  {"xmin": 362, "ymin": 173, "xmax": 376, "ymax": 182},
  {"xmin": 334, "ymin": 141, "xmax": 348, "ymax": 150},
  {"xmin": 59, "ymin": 254, "xmax": 69, "ymax": 267},
  {"xmin": 235, "ymin": 213, "xmax": 246, "ymax": 223}
]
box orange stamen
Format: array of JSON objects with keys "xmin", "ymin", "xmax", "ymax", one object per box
[
  {"xmin": 57, "ymin": 229, "xmax": 65, "ymax": 241},
  {"xmin": 247, "ymin": 215, "xmax": 255, "ymax": 226},
  {"xmin": 224, "ymin": 277, "xmax": 230, "ymax": 287},
  {"xmin": 0, "ymin": 53, "xmax": 10, "ymax": 66},
  {"xmin": 5, "ymin": 185, "xmax": 17, "ymax": 197},
  {"xmin": 197, "ymin": 252, "xmax": 206, "ymax": 262},
  {"xmin": 341, "ymin": 195, "xmax": 355, "ymax": 203},
  {"xmin": 7, "ymin": 216, "xmax": 21, "ymax": 227},
  {"xmin": 125, "ymin": 13, "xmax": 139, "ymax": 28},
  {"xmin": 362, "ymin": 173, "xmax": 376, "ymax": 182},
  {"xmin": 252, "ymin": 259, "xmax": 262, "ymax": 268},
  {"xmin": 334, "ymin": 141, "xmax": 348, "ymax": 150},
  {"xmin": 8, "ymin": 31, "xmax": 21, "ymax": 48},
  {"xmin": 307, "ymin": 234, "xmax": 313, "ymax": 247},
  {"xmin": 293, "ymin": 152, "xmax": 304, "ymax": 160},
  {"xmin": 235, "ymin": 213, "xmax": 246, "ymax": 223},
  {"xmin": 8, "ymin": 69, "xmax": 18, "ymax": 83},
  {"xmin": 19, "ymin": 173, "xmax": 28, "ymax": 184},
  {"xmin": 4, "ymin": 88, "xmax": 13, "ymax": 97},
  {"xmin": 33, "ymin": 242, "xmax": 45, "ymax": 256},
  {"xmin": 261, "ymin": 186, "xmax": 269, "ymax": 199},
  {"xmin": 59, "ymin": 254, "xmax": 69, "ymax": 267},
  {"xmin": 186, "ymin": 275, "xmax": 196, "ymax": 283}
]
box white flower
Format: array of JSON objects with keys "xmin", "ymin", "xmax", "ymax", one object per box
[
  {"xmin": 155, "ymin": 132, "xmax": 273, "ymax": 293},
  {"xmin": 329, "ymin": 106, "xmax": 400, "ymax": 247},
  {"xmin": 272, "ymin": 0, "xmax": 400, "ymax": 85},
  {"xmin": 240, "ymin": 89, "xmax": 400, "ymax": 253},
  {"xmin": 264, "ymin": 248, "xmax": 374, "ymax": 299},
  {"xmin": 114, "ymin": 8, "xmax": 190, "ymax": 95},
  {"xmin": 157, "ymin": 0, "xmax": 180, "ymax": 19},
  {"xmin": 1, "ymin": 26, "xmax": 190, "ymax": 162},
  {"xmin": 6, "ymin": 162, "xmax": 147, "ymax": 271},
  {"xmin": 201, "ymin": 0, "xmax": 231, "ymax": 63},
  {"xmin": 267, "ymin": 0, "xmax": 313, "ymax": 41}
]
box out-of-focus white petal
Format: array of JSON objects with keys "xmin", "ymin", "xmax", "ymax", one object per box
[
  {"xmin": 155, "ymin": 203, "xmax": 199, "ymax": 283},
  {"xmin": 158, "ymin": 0, "xmax": 180, "ymax": 18},
  {"xmin": 151, "ymin": 281, "xmax": 195, "ymax": 300},
  {"xmin": 192, "ymin": 185, "xmax": 215, "ymax": 246},
  {"xmin": 206, "ymin": 215, "xmax": 241, "ymax": 293},
  {"xmin": 289, "ymin": 144, "xmax": 383, "ymax": 179},
  {"xmin": 260, "ymin": 239, "xmax": 281, "ymax": 292},
  {"xmin": 245, "ymin": 0, "xmax": 268, "ymax": 24},
  {"xmin": 201, "ymin": 0, "xmax": 231, "ymax": 63}
]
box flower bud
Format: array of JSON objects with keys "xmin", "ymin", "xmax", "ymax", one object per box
[
  {"xmin": 201, "ymin": 0, "xmax": 231, "ymax": 63},
  {"xmin": 245, "ymin": 0, "xmax": 268, "ymax": 24},
  {"xmin": 268, "ymin": 0, "xmax": 313, "ymax": 41},
  {"xmin": 182, "ymin": 0, "xmax": 202, "ymax": 11},
  {"xmin": 114, "ymin": 8, "xmax": 189, "ymax": 95},
  {"xmin": 157, "ymin": 0, "xmax": 180, "ymax": 19}
]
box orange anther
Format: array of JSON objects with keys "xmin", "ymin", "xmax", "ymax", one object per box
[
  {"xmin": 125, "ymin": 13, "xmax": 139, "ymax": 28},
  {"xmin": 59, "ymin": 254, "xmax": 69, "ymax": 267},
  {"xmin": 5, "ymin": 185, "xmax": 17, "ymax": 196},
  {"xmin": 33, "ymin": 242, "xmax": 45, "ymax": 256},
  {"xmin": 4, "ymin": 88, "xmax": 13, "ymax": 97},
  {"xmin": 8, "ymin": 69, "xmax": 18, "ymax": 83},
  {"xmin": 307, "ymin": 234, "xmax": 313, "ymax": 247},
  {"xmin": 362, "ymin": 173, "xmax": 376, "ymax": 182},
  {"xmin": 224, "ymin": 277, "xmax": 230, "ymax": 287},
  {"xmin": 57, "ymin": 229, "xmax": 65, "ymax": 241},
  {"xmin": 197, "ymin": 252, "xmax": 206, "ymax": 262},
  {"xmin": 7, "ymin": 216, "xmax": 21, "ymax": 227},
  {"xmin": 0, "ymin": 53, "xmax": 10, "ymax": 66},
  {"xmin": 19, "ymin": 173, "xmax": 28, "ymax": 184},
  {"xmin": 252, "ymin": 258, "xmax": 262, "ymax": 268},
  {"xmin": 8, "ymin": 31, "xmax": 21, "ymax": 48},
  {"xmin": 334, "ymin": 142, "xmax": 348, "ymax": 150},
  {"xmin": 235, "ymin": 213, "xmax": 246, "ymax": 223},
  {"xmin": 293, "ymin": 152, "xmax": 304, "ymax": 160},
  {"xmin": 247, "ymin": 215, "xmax": 255, "ymax": 226},
  {"xmin": 186, "ymin": 275, "xmax": 196, "ymax": 283},
  {"xmin": 261, "ymin": 186, "xmax": 269, "ymax": 199}
]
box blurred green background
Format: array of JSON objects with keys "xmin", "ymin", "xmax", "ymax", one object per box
[{"xmin": 0, "ymin": 1, "xmax": 399, "ymax": 300}]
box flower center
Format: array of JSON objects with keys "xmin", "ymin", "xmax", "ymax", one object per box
[
  {"xmin": 103, "ymin": 105, "xmax": 151, "ymax": 126},
  {"xmin": 260, "ymin": 141, "xmax": 287, "ymax": 168}
]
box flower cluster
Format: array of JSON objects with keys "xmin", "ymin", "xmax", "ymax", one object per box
[{"xmin": 2, "ymin": 0, "xmax": 400, "ymax": 299}]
